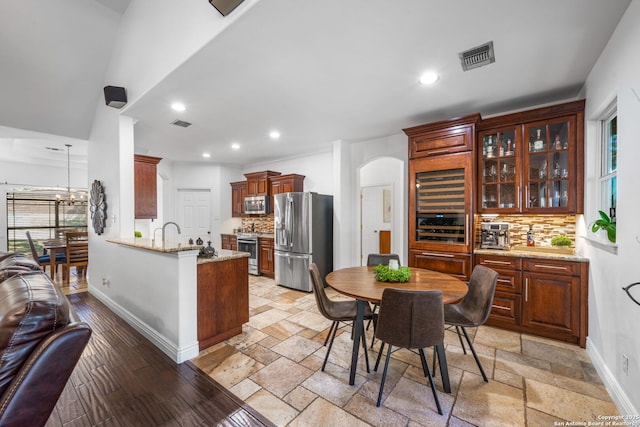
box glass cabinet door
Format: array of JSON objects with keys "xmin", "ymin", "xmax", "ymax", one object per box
[
  {"xmin": 478, "ymin": 128, "xmax": 520, "ymax": 212},
  {"xmin": 524, "ymin": 117, "xmax": 575, "ymax": 211}
]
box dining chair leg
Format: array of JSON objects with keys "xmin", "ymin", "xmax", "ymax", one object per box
[
  {"xmin": 435, "ymin": 343, "xmax": 451, "ymax": 393},
  {"xmin": 376, "ymin": 344, "xmax": 393, "ymax": 407},
  {"xmin": 370, "ymin": 313, "xmax": 378, "ymax": 349},
  {"xmin": 359, "ymin": 322, "xmax": 370, "ymax": 373},
  {"xmin": 322, "ymin": 321, "xmax": 340, "ymax": 371},
  {"xmin": 455, "ymin": 326, "xmax": 467, "ymax": 354},
  {"xmin": 460, "ymin": 326, "xmax": 488, "ymax": 382},
  {"xmin": 432, "ymin": 345, "xmax": 439, "ymax": 376},
  {"xmin": 323, "ymin": 321, "xmax": 337, "ymax": 347},
  {"xmin": 419, "ymin": 348, "xmax": 443, "ymax": 415},
  {"xmin": 374, "ymin": 342, "xmax": 385, "ymax": 371}
]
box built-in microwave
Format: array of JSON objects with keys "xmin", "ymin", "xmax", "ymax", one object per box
[{"xmin": 244, "ymin": 196, "xmax": 269, "ymax": 215}]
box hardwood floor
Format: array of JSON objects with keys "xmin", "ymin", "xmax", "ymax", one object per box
[{"xmin": 46, "ymin": 287, "xmax": 273, "ymax": 426}]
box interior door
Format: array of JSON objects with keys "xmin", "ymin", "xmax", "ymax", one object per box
[
  {"xmin": 177, "ymin": 189, "xmax": 211, "ymax": 244},
  {"xmin": 360, "ymin": 185, "xmax": 392, "ymax": 265}
]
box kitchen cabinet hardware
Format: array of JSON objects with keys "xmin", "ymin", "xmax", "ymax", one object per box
[
  {"xmin": 483, "ymin": 259, "xmax": 512, "ymax": 265},
  {"xmin": 533, "ymin": 264, "xmax": 569, "ymax": 271},
  {"xmin": 421, "ymin": 252, "xmax": 454, "ymax": 258}
]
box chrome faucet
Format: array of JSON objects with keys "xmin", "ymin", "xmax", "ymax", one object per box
[
  {"xmin": 162, "ymin": 222, "xmax": 181, "ymax": 244},
  {"xmin": 153, "ymin": 222, "xmax": 181, "ymax": 246}
]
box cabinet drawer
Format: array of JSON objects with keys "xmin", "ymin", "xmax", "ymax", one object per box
[
  {"xmin": 523, "ymin": 259, "xmax": 580, "ymax": 276},
  {"xmin": 488, "ymin": 291, "xmax": 521, "ymax": 326},
  {"xmin": 493, "ymin": 269, "xmax": 521, "ymax": 293},
  {"xmin": 475, "ymin": 254, "xmax": 521, "ymax": 270},
  {"xmin": 409, "ymin": 250, "xmax": 471, "ymax": 281}
]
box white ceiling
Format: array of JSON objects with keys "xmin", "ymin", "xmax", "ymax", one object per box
[{"xmin": 0, "ymin": 0, "xmax": 632, "ymax": 167}]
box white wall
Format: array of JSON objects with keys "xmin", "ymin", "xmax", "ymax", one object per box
[
  {"xmin": 581, "ymin": 0, "xmax": 640, "ymax": 415},
  {"xmin": 346, "ymin": 133, "xmax": 408, "ymax": 268},
  {"xmin": 244, "ymin": 149, "xmax": 333, "ymax": 194}
]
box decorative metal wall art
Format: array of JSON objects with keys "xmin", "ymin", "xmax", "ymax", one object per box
[
  {"xmin": 623, "ymin": 282, "xmax": 640, "ymax": 306},
  {"xmin": 90, "ymin": 180, "xmax": 107, "ymax": 235}
]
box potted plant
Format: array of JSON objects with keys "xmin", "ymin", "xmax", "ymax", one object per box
[
  {"xmin": 550, "ymin": 235, "xmax": 572, "ymax": 247},
  {"xmin": 591, "ymin": 210, "xmax": 616, "ymax": 243}
]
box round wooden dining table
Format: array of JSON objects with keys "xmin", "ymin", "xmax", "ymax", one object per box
[{"xmin": 325, "ymin": 266, "xmax": 468, "ymax": 388}]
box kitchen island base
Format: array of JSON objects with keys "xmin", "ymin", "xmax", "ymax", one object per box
[{"xmin": 197, "ymin": 255, "xmax": 249, "ymax": 350}]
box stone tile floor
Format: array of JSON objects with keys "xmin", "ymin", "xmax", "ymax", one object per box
[{"xmin": 191, "ymin": 275, "xmax": 619, "ymax": 426}]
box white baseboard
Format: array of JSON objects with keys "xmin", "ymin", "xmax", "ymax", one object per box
[
  {"xmin": 88, "ymin": 286, "xmax": 200, "ymax": 364},
  {"xmin": 586, "ymin": 337, "xmax": 638, "ymax": 415}
]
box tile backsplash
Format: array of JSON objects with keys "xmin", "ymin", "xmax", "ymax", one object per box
[
  {"xmin": 241, "ymin": 216, "xmax": 274, "ymax": 234},
  {"xmin": 476, "ymin": 214, "xmax": 576, "ymax": 247}
]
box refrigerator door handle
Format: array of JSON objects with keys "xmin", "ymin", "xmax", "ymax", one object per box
[
  {"xmin": 287, "ymin": 196, "xmax": 294, "ymax": 248},
  {"xmin": 276, "ymin": 252, "xmax": 309, "ymax": 260}
]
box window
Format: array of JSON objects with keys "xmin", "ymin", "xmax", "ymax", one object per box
[
  {"xmin": 6, "ymin": 191, "xmax": 88, "ymax": 255},
  {"xmin": 600, "ymin": 105, "xmax": 617, "ymax": 221}
]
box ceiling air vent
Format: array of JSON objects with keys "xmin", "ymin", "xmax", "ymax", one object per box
[
  {"xmin": 459, "ymin": 41, "xmax": 495, "ymax": 71},
  {"xmin": 171, "ymin": 119, "xmax": 192, "ymax": 128}
]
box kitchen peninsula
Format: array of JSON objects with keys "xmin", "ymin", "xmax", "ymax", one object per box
[{"xmin": 101, "ymin": 238, "xmax": 249, "ymax": 363}]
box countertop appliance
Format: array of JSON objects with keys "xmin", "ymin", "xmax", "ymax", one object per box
[
  {"xmin": 480, "ymin": 222, "xmax": 510, "ymax": 249},
  {"xmin": 244, "ymin": 196, "xmax": 269, "ymax": 215},
  {"xmin": 237, "ymin": 232, "xmax": 259, "ymax": 275},
  {"xmin": 274, "ymin": 192, "xmax": 333, "ymax": 292}
]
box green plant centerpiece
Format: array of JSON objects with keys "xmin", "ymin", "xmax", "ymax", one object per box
[
  {"xmin": 550, "ymin": 235, "xmax": 572, "ymax": 247},
  {"xmin": 591, "ymin": 210, "xmax": 616, "ymax": 243},
  {"xmin": 373, "ymin": 264, "xmax": 411, "ymax": 283}
]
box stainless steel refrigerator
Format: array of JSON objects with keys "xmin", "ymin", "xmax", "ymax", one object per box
[{"xmin": 274, "ymin": 192, "xmax": 333, "ymax": 292}]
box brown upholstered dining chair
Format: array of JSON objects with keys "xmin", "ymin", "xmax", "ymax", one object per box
[
  {"xmin": 440, "ymin": 265, "xmax": 498, "ymax": 382},
  {"xmin": 366, "ymin": 253, "xmax": 400, "ymax": 268},
  {"xmin": 64, "ymin": 232, "xmax": 89, "ymax": 283},
  {"xmin": 309, "ymin": 263, "xmax": 374, "ymax": 372},
  {"xmin": 374, "ymin": 288, "xmax": 446, "ymax": 413}
]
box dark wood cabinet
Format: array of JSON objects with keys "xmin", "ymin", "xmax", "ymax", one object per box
[
  {"xmin": 406, "ymin": 116, "xmax": 479, "ymax": 282},
  {"xmin": 409, "ymin": 249, "xmax": 471, "ymax": 281},
  {"xmin": 245, "ymin": 171, "xmax": 281, "ymax": 197},
  {"xmin": 476, "ymin": 253, "xmax": 588, "ymax": 347},
  {"xmin": 258, "ymin": 237, "xmax": 274, "ymax": 277},
  {"xmin": 477, "ymin": 100, "xmax": 584, "ymax": 214},
  {"xmin": 221, "ymin": 234, "xmax": 237, "ymax": 251},
  {"xmin": 270, "ymin": 174, "xmax": 305, "ymax": 196},
  {"xmin": 197, "ymin": 257, "xmax": 249, "ymax": 350},
  {"xmin": 405, "ymin": 114, "xmax": 480, "ymax": 158},
  {"xmin": 134, "ymin": 154, "xmax": 162, "ymax": 219},
  {"xmin": 231, "ymin": 181, "xmax": 247, "ymax": 218}
]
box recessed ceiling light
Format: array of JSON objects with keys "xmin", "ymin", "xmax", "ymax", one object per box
[
  {"xmin": 419, "ymin": 71, "xmax": 439, "ymax": 85},
  {"xmin": 202, "ymin": 152, "xmax": 211, "ymax": 158},
  {"xmin": 269, "ymin": 130, "xmax": 280, "ymax": 140},
  {"xmin": 231, "ymin": 143, "xmax": 240, "ymax": 150},
  {"xmin": 171, "ymin": 102, "xmax": 186, "ymax": 112}
]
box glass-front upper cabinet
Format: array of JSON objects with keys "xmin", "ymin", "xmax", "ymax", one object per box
[
  {"xmin": 524, "ymin": 117, "xmax": 576, "ymax": 212},
  {"xmin": 476, "ymin": 100, "xmax": 584, "ymax": 214},
  {"xmin": 478, "ymin": 128, "xmax": 521, "ymax": 212}
]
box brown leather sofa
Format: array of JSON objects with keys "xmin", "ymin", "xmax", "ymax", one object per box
[{"xmin": 0, "ymin": 251, "xmax": 91, "ymax": 427}]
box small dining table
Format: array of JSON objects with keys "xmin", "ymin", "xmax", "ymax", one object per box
[
  {"xmin": 42, "ymin": 238, "xmax": 66, "ymax": 280},
  {"xmin": 325, "ymin": 266, "xmax": 469, "ymax": 388}
]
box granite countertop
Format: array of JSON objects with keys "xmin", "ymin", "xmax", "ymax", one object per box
[
  {"xmin": 197, "ymin": 249, "xmax": 250, "ymax": 264},
  {"xmin": 107, "ymin": 238, "xmax": 202, "ymax": 253},
  {"xmin": 474, "ymin": 247, "xmax": 589, "ymax": 262}
]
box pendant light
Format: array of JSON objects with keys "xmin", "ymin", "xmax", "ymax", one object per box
[{"xmin": 57, "ymin": 144, "xmax": 75, "ymax": 205}]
